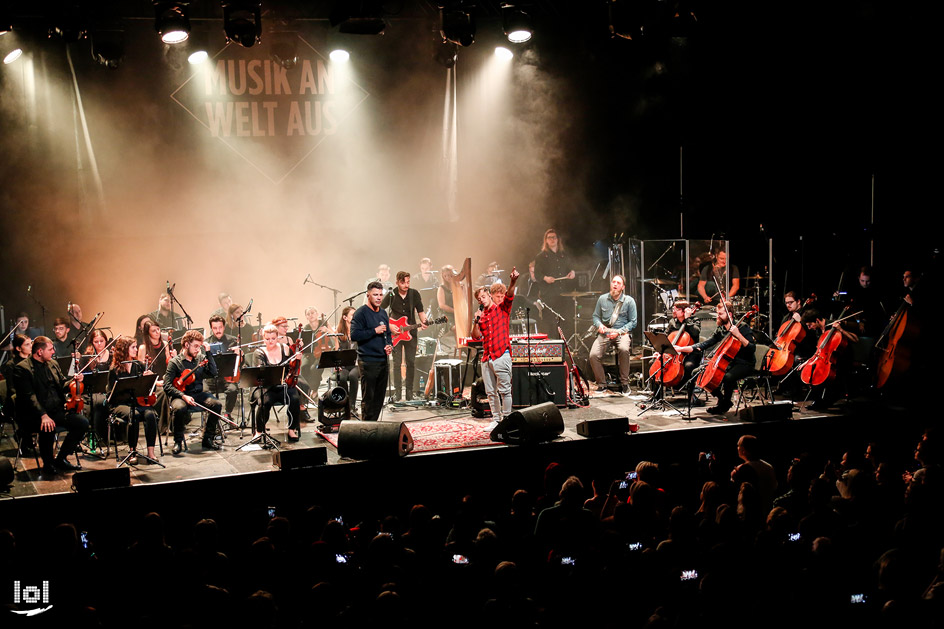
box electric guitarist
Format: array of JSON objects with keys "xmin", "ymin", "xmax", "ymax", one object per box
[{"xmin": 381, "ymin": 271, "xmax": 429, "ymax": 402}]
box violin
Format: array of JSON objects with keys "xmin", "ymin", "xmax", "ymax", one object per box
[
  {"xmin": 174, "ymin": 357, "xmax": 208, "ymax": 391},
  {"xmin": 696, "ymin": 305, "xmax": 759, "ymax": 393},
  {"xmin": 764, "ymin": 294, "xmax": 816, "ymax": 375},
  {"xmin": 223, "ymin": 346, "xmax": 242, "ymax": 384},
  {"xmin": 800, "ymin": 308, "xmax": 859, "ymax": 387},
  {"xmin": 285, "ymin": 323, "xmax": 304, "ymax": 388},
  {"xmin": 65, "ymin": 375, "xmax": 85, "ymax": 413},
  {"xmin": 136, "ymin": 364, "xmax": 158, "ymax": 407},
  {"xmin": 874, "ymin": 298, "xmax": 917, "ymax": 389},
  {"xmin": 649, "ymin": 301, "xmax": 701, "ymax": 387}
]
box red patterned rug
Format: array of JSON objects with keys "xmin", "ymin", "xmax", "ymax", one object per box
[{"xmin": 318, "ymin": 418, "xmax": 498, "ymax": 453}]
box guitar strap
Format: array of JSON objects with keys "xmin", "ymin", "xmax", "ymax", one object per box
[{"xmin": 608, "ymin": 296, "xmax": 623, "ymax": 327}]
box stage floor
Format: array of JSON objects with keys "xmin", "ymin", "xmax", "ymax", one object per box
[{"xmin": 0, "ymin": 388, "xmax": 834, "ymax": 500}]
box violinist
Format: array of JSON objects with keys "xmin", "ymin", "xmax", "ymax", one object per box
[
  {"xmin": 139, "ymin": 321, "xmax": 175, "ymax": 376},
  {"xmin": 335, "ymin": 306, "xmax": 360, "ymax": 408},
  {"xmin": 381, "ymin": 272, "xmax": 428, "ymax": 402},
  {"xmin": 675, "ymin": 301, "xmax": 755, "ymax": 415},
  {"xmin": 12, "ymin": 336, "xmax": 89, "ymax": 476},
  {"xmin": 134, "ymin": 314, "xmax": 155, "ymax": 348},
  {"xmin": 800, "ymin": 308, "xmax": 858, "ymax": 411},
  {"xmin": 163, "ymin": 330, "xmax": 223, "ymax": 454},
  {"xmin": 1, "ymin": 334, "xmax": 32, "ymax": 443},
  {"xmin": 302, "ymin": 307, "xmax": 335, "ymax": 396},
  {"xmin": 52, "ymin": 317, "xmax": 76, "ymax": 361},
  {"xmin": 204, "ymin": 315, "xmax": 241, "ymax": 417},
  {"xmin": 251, "ymin": 323, "xmax": 302, "ymax": 442},
  {"xmin": 109, "ymin": 337, "xmax": 159, "ymax": 465},
  {"xmin": 82, "ymin": 329, "xmax": 113, "ymax": 444}
]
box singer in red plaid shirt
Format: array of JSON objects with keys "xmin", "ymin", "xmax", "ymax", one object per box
[{"xmin": 472, "ymin": 267, "xmax": 520, "ymax": 431}]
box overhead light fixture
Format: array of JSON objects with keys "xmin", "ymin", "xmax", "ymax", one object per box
[
  {"xmin": 154, "ymin": 1, "xmax": 190, "ymax": 44},
  {"xmin": 502, "ymin": 4, "xmax": 532, "ymax": 43},
  {"xmin": 440, "ymin": 1, "xmax": 475, "ymax": 48},
  {"xmin": 3, "ymin": 47, "xmax": 22, "ymax": 64},
  {"xmin": 329, "ymin": 0, "xmax": 386, "ymax": 36},
  {"xmin": 494, "ymin": 46, "xmax": 513, "ymax": 60},
  {"xmin": 91, "ymin": 29, "xmax": 124, "ymax": 68},
  {"xmin": 188, "ymin": 49, "xmax": 208, "ymax": 63},
  {"xmin": 222, "ymin": 0, "xmax": 262, "ymax": 48},
  {"xmin": 329, "ymin": 49, "xmax": 350, "ymax": 63},
  {"xmin": 270, "ymin": 32, "xmax": 298, "ymax": 69},
  {"xmin": 433, "ymin": 42, "xmax": 458, "ymax": 68}
]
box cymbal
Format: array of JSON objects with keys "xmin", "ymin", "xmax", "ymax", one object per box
[
  {"xmin": 742, "ymin": 274, "xmax": 765, "ymax": 280},
  {"xmin": 561, "ymin": 291, "xmax": 596, "ymax": 298},
  {"xmin": 640, "ymin": 278, "xmax": 675, "ymax": 286}
]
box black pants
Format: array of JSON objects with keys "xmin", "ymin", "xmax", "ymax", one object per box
[
  {"xmin": 338, "ymin": 366, "xmax": 360, "ymax": 409},
  {"xmin": 358, "ymin": 359, "xmax": 388, "ymax": 421},
  {"xmin": 391, "ymin": 338, "xmax": 418, "ymax": 400},
  {"xmin": 713, "ymin": 361, "xmax": 755, "ymax": 406},
  {"xmin": 170, "ymin": 392, "xmax": 221, "ymax": 442},
  {"xmin": 303, "ymin": 355, "xmax": 326, "ymax": 395},
  {"xmin": 38, "ymin": 411, "xmax": 89, "ymax": 468},
  {"xmin": 113, "ymin": 404, "xmax": 158, "ymax": 449},
  {"xmin": 251, "ymin": 384, "xmax": 301, "ymax": 432},
  {"xmin": 204, "ymin": 377, "xmax": 238, "ymax": 414}
]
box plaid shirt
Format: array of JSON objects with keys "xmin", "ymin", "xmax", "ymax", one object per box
[{"xmin": 478, "ymin": 292, "xmax": 515, "ymax": 362}]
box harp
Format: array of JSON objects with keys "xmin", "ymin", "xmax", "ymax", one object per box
[{"xmin": 451, "ymin": 258, "xmax": 474, "ymax": 347}]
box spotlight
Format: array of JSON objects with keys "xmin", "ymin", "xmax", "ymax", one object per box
[
  {"xmin": 329, "ymin": 49, "xmax": 350, "ymax": 63},
  {"xmin": 329, "ymin": 0, "xmax": 386, "ymax": 36},
  {"xmin": 440, "ymin": 1, "xmax": 475, "ymax": 48},
  {"xmin": 270, "ymin": 32, "xmax": 297, "ymax": 69},
  {"xmin": 494, "ymin": 46, "xmax": 513, "ymax": 60},
  {"xmin": 3, "ymin": 47, "xmax": 22, "ymax": 64},
  {"xmin": 49, "ymin": 24, "xmax": 87, "ymax": 44},
  {"xmin": 188, "ymin": 49, "xmax": 208, "ymax": 64},
  {"xmin": 433, "ymin": 42, "xmax": 457, "ymax": 68},
  {"xmin": 318, "ymin": 386, "xmax": 350, "ymax": 430},
  {"xmin": 91, "ymin": 29, "xmax": 124, "ymax": 68},
  {"xmin": 153, "ymin": 1, "xmax": 190, "ymax": 44},
  {"xmin": 502, "ymin": 4, "xmax": 532, "ymax": 44},
  {"xmin": 222, "ymin": 0, "xmax": 262, "ymax": 48}
]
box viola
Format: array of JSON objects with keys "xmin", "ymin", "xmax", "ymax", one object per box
[
  {"xmin": 874, "ymin": 298, "xmax": 917, "ymax": 389},
  {"xmin": 285, "ymin": 323, "xmax": 304, "ymax": 388},
  {"xmin": 800, "ymin": 308, "xmax": 859, "ymax": 387},
  {"xmin": 174, "ymin": 357, "xmax": 208, "ymax": 391},
  {"xmin": 764, "ymin": 294, "xmax": 816, "ymax": 375},
  {"xmin": 649, "ymin": 301, "xmax": 701, "ymax": 387},
  {"xmin": 696, "ymin": 306, "xmax": 759, "ymax": 393}
]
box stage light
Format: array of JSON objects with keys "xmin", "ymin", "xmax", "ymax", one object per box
[
  {"xmin": 329, "ymin": 49, "xmax": 350, "ymax": 63},
  {"xmin": 494, "ymin": 46, "xmax": 513, "ymax": 60},
  {"xmin": 329, "ymin": 0, "xmax": 386, "ymax": 35},
  {"xmin": 318, "ymin": 386, "xmax": 350, "ymax": 429},
  {"xmin": 433, "ymin": 42, "xmax": 457, "ymax": 68},
  {"xmin": 91, "ymin": 29, "xmax": 124, "ymax": 68},
  {"xmin": 3, "ymin": 47, "xmax": 22, "ymax": 64},
  {"xmin": 222, "ymin": 0, "xmax": 261, "ymax": 48},
  {"xmin": 440, "ymin": 1, "xmax": 475, "ymax": 48},
  {"xmin": 270, "ymin": 32, "xmax": 298, "ymax": 69},
  {"xmin": 154, "ymin": 1, "xmax": 190, "ymax": 44},
  {"xmin": 188, "ymin": 49, "xmax": 208, "ymax": 64},
  {"xmin": 502, "ymin": 4, "xmax": 532, "ymax": 43}
]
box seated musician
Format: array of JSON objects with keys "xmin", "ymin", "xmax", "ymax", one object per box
[
  {"xmin": 12, "ymin": 336, "xmax": 89, "ymax": 476},
  {"xmin": 150, "ymin": 292, "xmax": 180, "ymax": 331},
  {"xmin": 203, "ymin": 315, "xmax": 241, "ymax": 418},
  {"xmin": 302, "ymin": 307, "xmax": 335, "ymax": 396},
  {"xmin": 1, "ymin": 334, "xmax": 32, "ymax": 445},
  {"xmin": 134, "ymin": 314, "xmax": 155, "ymax": 347},
  {"xmin": 226, "ymin": 303, "xmax": 254, "ymax": 339},
  {"xmin": 163, "ymin": 330, "xmax": 223, "ymax": 454},
  {"xmin": 67, "ymin": 303, "xmax": 91, "ymax": 351},
  {"xmin": 251, "ymin": 323, "xmax": 302, "ymax": 442},
  {"xmin": 3, "ymin": 312, "xmax": 43, "ymax": 347},
  {"xmin": 588, "ymin": 275, "xmax": 637, "ymax": 394},
  {"xmin": 139, "ymin": 321, "xmax": 175, "ymax": 376},
  {"xmin": 774, "ymin": 292, "xmax": 816, "ymax": 397},
  {"xmin": 334, "ymin": 307, "xmax": 360, "ymax": 409},
  {"xmin": 211, "ymin": 292, "xmax": 233, "ymax": 320},
  {"xmin": 675, "ymin": 301, "xmax": 755, "ymax": 415},
  {"xmin": 82, "ymin": 329, "xmax": 113, "ymax": 444},
  {"xmin": 52, "ymin": 317, "xmax": 76, "ymax": 361},
  {"xmin": 662, "ymin": 300, "xmax": 702, "ymax": 401},
  {"xmin": 109, "ymin": 337, "xmax": 159, "ymax": 465},
  {"xmin": 801, "ymin": 308, "xmax": 858, "ymax": 412}
]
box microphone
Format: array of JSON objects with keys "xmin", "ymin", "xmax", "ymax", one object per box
[
  {"xmin": 245, "ymin": 298, "xmax": 253, "ymax": 314},
  {"xmin": 27, "ymin": 285, "xmax": 31, "ymax": 293},
  {"xmin": 166, "ymin": 281, "xmax": 170, "ymax": 292}
]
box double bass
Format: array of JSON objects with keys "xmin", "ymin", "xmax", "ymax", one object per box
[
  {"xmin": 649, "ymin": 301, "xmax": 701, "ymax": 387},
  {"xmin": 696, "ymin": 305, "xmax": 759, "ymax": 393},
  {"xmin": 763, "ymin": 294, "xmax": 816, "ymax": 375},
  {"xmin": 874, "ymin": 298, "xmax": 917, "ymax": 389}
]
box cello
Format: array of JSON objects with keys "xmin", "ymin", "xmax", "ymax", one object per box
[
  {"xmin": 649, "ymin": 301, "xmax": 701, "ymax": 387},
  {"xmin": 874, "ymin": 298, "xmax": 916, "ymax": 388},
  {"xmin": 764, "ymin": 294, "xmax": 816, "ymax": 375},
  {"xmin": 800, "ymin": 309, "xmax": 861, "ymax": 387},
  {"xmin": 696, "ymin": 305, "xmax": 759, "ymax": 393}
]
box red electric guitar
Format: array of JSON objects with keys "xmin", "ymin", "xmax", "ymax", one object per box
[{"xmin": 390, "ymin": 316, "xmax": 447, "ymax": 347}]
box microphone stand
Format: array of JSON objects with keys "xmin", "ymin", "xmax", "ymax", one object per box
[
  {"xmin": 305, "ymin": 275, "xmax": 343, "ymax": 327},
  {"xmin": 344, "ymin": 289, "xmax": 368, "ymax": 307},
  {"xmin": 233, "ymin": 299, "xmax": 253, "ymax": 428},
  {"xmin": 167, "ymin": 284, "xmax": 194, "ymax": 331}
]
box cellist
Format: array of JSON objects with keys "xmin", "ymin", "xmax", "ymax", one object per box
[
  {"xmin": 675, "ymin": 300, "xmax": 755, "ymax": 415},
  {"xmin": 772, "ymin": 292, "xmax": 817, "ymax": 398},
  {"xmin": 663, "ymin": 300, "xmax": 702, "ymax": 404},
  {"xmin": 251, "ymin": 324, "xmax": 303, "ymax": 442},
  {"xmin": 800, "ymin": 308, "xmax": 858, "ymax": 411}
]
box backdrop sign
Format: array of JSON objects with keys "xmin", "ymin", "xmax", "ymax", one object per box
[{"xmin": 170, "ymin": 37, "xmax": 369, "ymax": 183}]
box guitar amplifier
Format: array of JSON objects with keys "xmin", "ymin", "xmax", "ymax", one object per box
[
  {"xmin": 510, "ymin": 340, "xmax": 564, "ymax": 364},
  {"xmin": 511, "ymin": 364, "xmax": 568, "ymax": 408}
]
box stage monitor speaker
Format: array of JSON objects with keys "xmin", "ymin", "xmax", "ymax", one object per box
[
  {"xmin": 274, "ymin": 446, "xmax": 327, "ymax": 470},
  {"xmin": 71, "ymin": 467, "xmax": 131, "ymax": 493},
  {"xmin": 576, "ymin": 416, "xmax": 629, "ymax": 438},
  {"xmin": 512, "ymin": 364, "xmax": 567, "ymax": 408},
  {"xmin": 337, "ymin": 420, "xmax": 414, "ymax": 460},
  {"xmin": 0, "ymin": 459, "xmax": 13, "ymax": 487},
  {"xmin": 491, "ymin": 402, "xmax": 564, "ymax": 445},
  {"xmin": 738, "ymin": 401, "xmax": 793, "ymax": 422}
]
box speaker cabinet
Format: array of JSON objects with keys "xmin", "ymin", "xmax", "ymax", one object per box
[
  {"xmin": 71, "ymin": 467, "xmax": 131, "ymax": 492},
  {"xmin": 273, "ymin": 446, "xmax": 327, "ymax": 470},
  {"xmin": 738, "ymin": 401, "xmax": 793, "ymax": 422},
  {"xmin": 491, "ymin": 402, "xmax": 564, "ymax": 445},
  {"xmin": 337, "ymin": 420, "xmax": 414, "ymax": 459},
  {"xmin": 576, "ymin": 416, "xmax": 629, "ymax": 438},
  {"xmin": 511, "ymin": 364, "xmax": 567, "ymax": 408}
]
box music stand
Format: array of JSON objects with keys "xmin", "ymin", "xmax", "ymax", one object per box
[
  {"xmin": 638, "ymin": 331, "xmax": 683, "ymax": 417},
  {"xmin": 109, "ymin": 374, "xmax": 165, "ymax": 468},
  {"xmin": 236, "ymin": 365, "xmax": 286, "ymax": 451},
  {"xmin": 78, "ymin": 370, "xmax": 114, "ymax": 459}
]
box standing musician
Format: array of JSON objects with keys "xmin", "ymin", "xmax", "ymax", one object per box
[
  {"xmin": 588, "ymin": 275, "xmax": 637, "ymax": 394},
  {"xmin": 382, "ymin": 271, "xmax": 429, "ymax": 402},
  {"xmin": 12, "ymin": 336, "xmax": 89, "ymax": 476},
  {"xmin": 471, "ymin": 268, "xmax": 520, "ymax": 431},
  {"xmin": 163, "ymin": 329, "xmax": 223, "ymax": 454},
  {"xmin": 351, "ymin": 282, "xmax": 393, "ymax": 421},
  {"xmin": 800, "ymin": 308, "xmax": 858, "ymax": 411},
  {"xmin": 697, "ymin": 250, "xmax": 740, "ymax": 303},
  {"xmin": 109, "ymin": 337, "xmax": 159, "ymax": 465},
  {"xmin": 675, "ymin": 301, "xmax": 755, "ymax": 415},
  {"xmin": 251, "ymin": 323, "xmax": 303, "ymax": 441},
  {"xmin": 149, "ymin": 293, "xmax": 180, "ymax": 331},
  {"xmin": 204, "ymin": 315, "xmax": 241, "ymax": 418},
  {"xmin": 302, "ymin": 308, "xmax": 336, "ymax": 396},
  {"xmin": 335, "ymin": 306, "xmax": 360, "ymax": 409},
  {"xmin": 533, "ymin": 229, "xmax": 576, "ymax": 335},
  {"xmin": 661, "ymin": 300, "xmax": 702, "ymax": 400}
]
